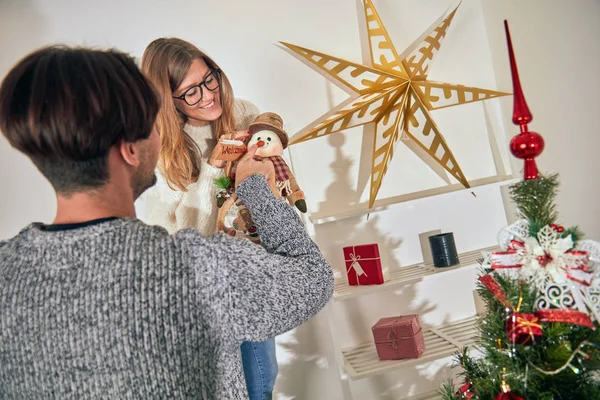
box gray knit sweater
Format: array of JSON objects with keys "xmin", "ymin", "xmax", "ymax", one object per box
[{"xmin": 0, "ymin": 175, "xmax": 333, "ymax": 399}]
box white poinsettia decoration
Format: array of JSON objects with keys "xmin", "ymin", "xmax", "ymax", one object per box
[
  {"xmin": 491, "ymin": 220, "xmax": 600, "ymax": 322},
  {"xmin": 519, "ymin": 225, "xmax": 590, "ymax": 286}
]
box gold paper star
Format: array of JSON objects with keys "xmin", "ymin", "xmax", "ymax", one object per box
[{"xmin": 281, "ymin": 0, "xmax": 510, "ymax": 208}]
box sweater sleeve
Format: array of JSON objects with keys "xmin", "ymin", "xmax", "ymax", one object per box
[{"xmin": 182, "ymin": 174, "xmax": 333, "ymax": 343}]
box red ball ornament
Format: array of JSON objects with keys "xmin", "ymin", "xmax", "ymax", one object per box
[
  {"xmin": 509, "ymin": 132, "xmax": 545, "ymax": 180},
  {"xmin": 494, "ymin": 391, "xmax": 524, "ymax": 400}
]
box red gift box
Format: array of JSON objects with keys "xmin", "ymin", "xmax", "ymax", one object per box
[
  {"xmin": 505, "ymin": 312, "xmax": 542, "ymax": 345},
  {"xmin": 343, "ymin": 244, "xmax": 384, "ymax": 285},
  {"xmin": 371, "ymin": 314, "xmax": 426, "ymax": 360}
]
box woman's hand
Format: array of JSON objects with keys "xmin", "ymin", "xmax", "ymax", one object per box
[
  {"xmin": 233, "ymin": 130, "xmax": 251, "ymax": 142},
  {"xmin": 208, "ymin": 130, "xmax": 250, "ymax": 168},
  {"xmin": 235, "ymin": 145, "xmax": 275, "ymax": 188}
]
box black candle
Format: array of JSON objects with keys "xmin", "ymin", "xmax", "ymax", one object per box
[{"xmin": 428, "ymin": 232, "xmax": 459, "ymax": 268}]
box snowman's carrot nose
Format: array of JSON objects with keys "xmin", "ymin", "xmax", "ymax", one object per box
[{"xmin": 257, "ymin": 140, "xmax": 265, "ymax": 147}]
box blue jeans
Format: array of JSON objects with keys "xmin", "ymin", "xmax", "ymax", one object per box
[{"xmin": 240, "ymin": 339, "xmax": 278, "ymax": 400}]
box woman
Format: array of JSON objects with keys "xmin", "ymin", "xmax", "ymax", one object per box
[{"xmin": 141, "ymin": 38, "xmax": 278, "ymax": 400}]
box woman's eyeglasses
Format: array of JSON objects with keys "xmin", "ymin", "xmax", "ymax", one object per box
[{"xmin": 173, "ymin": 69, "xmax": 221, "ymax": 106}]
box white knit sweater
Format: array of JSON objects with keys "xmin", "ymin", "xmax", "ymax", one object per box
[{"xmin": 142, "ymin": 99, "xmax": 259, "ymax": 236}]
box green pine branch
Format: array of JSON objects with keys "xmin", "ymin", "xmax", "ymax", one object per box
[
  {"xmin": 214, "ymin": 176, "xmax": 231, "ymax": 191},
  {"xmin": 439, "ymin": 379, "xmax": 460, "ymax": 400},
  {"xmin": 509, "ymin": 173, "xmax": 559, "ymax": 237},
  {"xmin": 563, "ymin": 226, "xmax": 584, "ymax": 243},
  {"xmin": 509, "ymin": 173, "xmax": 585, "ymax": 245}
]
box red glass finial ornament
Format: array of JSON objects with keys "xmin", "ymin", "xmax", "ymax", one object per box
[{"xmin": 505, "ymin": 20, "xmax": 544, "ymax": 180}]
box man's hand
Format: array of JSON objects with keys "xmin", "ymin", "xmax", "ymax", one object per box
[{"xmin": 235, "ymin": 145, "xmax": 275, "ymax": 188}]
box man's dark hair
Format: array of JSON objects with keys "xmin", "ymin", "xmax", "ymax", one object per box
[{"xmin": 0, "ymin": 46, "xmax": 160, "ymax": 194}]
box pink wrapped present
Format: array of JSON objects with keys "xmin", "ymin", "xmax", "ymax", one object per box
[{"xmin": 371, "ymin": 314, "xmax": 425, "ymax": 360}]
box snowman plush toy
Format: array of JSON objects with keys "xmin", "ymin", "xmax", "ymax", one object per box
[
  {"xmin": 246, "ymin": 112, "xmax": 307, "ymax": 213},
  {"xmin": 215, "ymin": 112, "xmax": 306, "ymax": 242}
]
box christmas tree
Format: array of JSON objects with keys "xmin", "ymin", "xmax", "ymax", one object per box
[{"xmin": 439, "ymin": 22, "xmax": 600, "ymax": 400}]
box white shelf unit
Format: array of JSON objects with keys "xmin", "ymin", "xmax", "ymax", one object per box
[
  {"xmin": 303, "ymin": 196, "xmax": 505, "ymax": 399},
  {"xmin": 334, "ymin": 247, "xmax": 497, "ymax": 301},
  {"xmin": 342, "ymin": 316, "xmax": 479, "ymax": 380},
  {"xmin": 309, "ymin": 177, "xmax": 515, "ymax": 226},
  {"xmin": 326, "ymin": 245, "xmax": 493, "ymax": 398}
]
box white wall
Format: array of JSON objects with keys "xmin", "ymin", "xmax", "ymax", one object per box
[{"xmin": 0, "ymin": 1, "xmax": 598, "ymax": 399}]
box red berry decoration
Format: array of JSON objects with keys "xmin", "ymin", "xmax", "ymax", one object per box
[{"xmin": 549, "ymin": 224, "xmax": 565, "ymax": 233}]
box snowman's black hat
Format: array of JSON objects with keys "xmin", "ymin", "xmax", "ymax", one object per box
[{"xmin": 248, "ymin": 112, "xmax": 289, "ymax": 149}]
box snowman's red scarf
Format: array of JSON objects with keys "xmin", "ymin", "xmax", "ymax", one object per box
[
  {"xmin": 268, "ymin": 156, "xmax": 290, "ymax": 181},
  {"xmin": 257, "ymin": 156, "xmax": 291, "ymax": 196}
]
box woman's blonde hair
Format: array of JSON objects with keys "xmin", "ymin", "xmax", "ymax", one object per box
[{"xmin": 141, "ymin": 38, "xmax": 236, "ymax": 191}]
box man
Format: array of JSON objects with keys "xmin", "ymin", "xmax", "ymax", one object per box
[{"xmin": 0, "ymin": 46, "xmax": 333, "ymax": 399}]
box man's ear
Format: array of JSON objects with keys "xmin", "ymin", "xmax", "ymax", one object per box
[{"xmin": 117, "ymin": 138, "xmax": 142, "ymax": 168}]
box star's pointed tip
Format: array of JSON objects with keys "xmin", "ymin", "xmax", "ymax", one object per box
[
  {"xmin": 490, "ymin": 90, "xmax": 513, "ymax": 98},
  {"xmin": 279, "ymin": 41, "xmax": 300, "ymax": 50},
  {"xmin": 443, "ymin": 1, "xmax": 461, "ymax": 17}
]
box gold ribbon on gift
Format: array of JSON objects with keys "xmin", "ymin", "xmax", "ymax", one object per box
[
  {"xmin": 507, "ymin": 313, "xmax": 543, "ymax": 343},
  {"xmin": 514, "ymin": 316, "xmax": 542, "ymax": 332}
]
